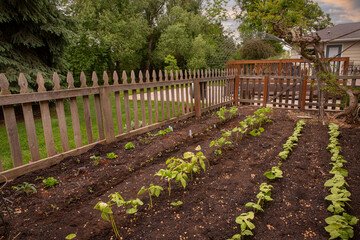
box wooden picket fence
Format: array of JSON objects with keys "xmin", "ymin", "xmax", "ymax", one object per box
[
  {"xmin": 235, "ymin": 74, "xmax": 360, "ymax": 110},
  {"xmin": 0, "ymin": 69, "xmax": 236, "ymax": 180}
]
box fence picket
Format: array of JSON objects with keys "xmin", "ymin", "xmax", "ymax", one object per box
[
  {"xmin": 164, "ymin": 70, "xmax": 171, "ymax": 119},
  {"xmin": 1, "ymin": 74, "xmax": 23, "ymax": 167},
  {"xmin": 67, "ymin": 72, "xmax": 82, "ymax": 148},
  {"xmin": 146, "ymin": 70, "xmax": 153, "ymax": 125},
  {"xmin": 19, "ymin": 73, "xmax": 41, "ymax": 161},
  {"xmin": 131, "ymin": 70, "xmax": 139, "ymax": 129},
  {"xmin": 80, "ymin": 72, "xmax": 94, "ymax": 144},
  {"xmin": 92, "ymin": 72, "xmax": 105, "ymax": 140},
  {"xmin": 113, "ymin": 71, "xmax": 124, "ymax": 134},
  {"xmin": 138, "ymin": 71, "xmax": 147, "ymax": 126},
  {"xmin": 153, "ymin": 70, "xmax": 159, "ymax": 123},
  {"xmin": 123, "ymin": 71, "xmax": 132, "ymax": 132},
  {"xmin": 159, "ymin": 70, "xmax": 165, "ymax": 121}
]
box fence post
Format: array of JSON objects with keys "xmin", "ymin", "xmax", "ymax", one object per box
[
  {"xmin": 100, "ymin": 85, "xmax": 115, "ymax": 143},
  {"xmin": 301, "ymin": 75, "xmax": 308, "ymax": 110},
  {"xmin": 234, "ymin": 75, "xmax": 240, "ymax": 106},
  {"xmin": 194, "ymin": 78, "xmax": 202, "ymax": 117},
  {"xmin": 262, "ymin": 75, "xmax": 269, "ymax": 107}
]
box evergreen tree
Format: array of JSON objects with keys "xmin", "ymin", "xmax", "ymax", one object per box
[{"xmin": 0, "ymin": 0, "xmax": 74, "ymax": 92}]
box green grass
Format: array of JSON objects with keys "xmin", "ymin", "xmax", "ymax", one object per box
[{"xmin": 0, "ymin": 88, "xmax": 187, "ymax": 171}]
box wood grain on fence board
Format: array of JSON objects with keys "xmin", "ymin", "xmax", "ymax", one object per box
[
  {"xmin": 19, "ymin": 73, "xmax": 41, "ymax": 161},
  {"xmin": 37, "ymin": 73, "xmax": 57, "ymax": 158},
  {"xmin": 92, "ymin": 72, "xmax": 105, "ymax": 140},
  {"xmin": 67, "ymin": 73, "xmax": 83, "ymax": 148},
  {"xmin": 138, "ymin": 71, "xmax": 147, "ymax": 126},
  {"xmin": 146, "ymin": 70, "xmax": 153, "ymax": 125},
  {"xmin": 131, "ymin": 71, "xmax": 140, "ymax": 129},
  {"xmin": 80, "ymin": 72, "xmax": 94, "ymax": 144},
  {"xmin": 122, "ymin": 71, "xmax": 132, "ymax": 132},
  {"xmin": 113, "ymin": 71, "xmax": 124, "ymax": 134}
]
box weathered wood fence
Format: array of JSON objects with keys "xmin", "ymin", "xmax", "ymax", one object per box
[
  {"xmin": 228, "ymin": 58, "xmax": 360, "ymax": 109},
  {"xmin": 235, "ymin": 74, "xmax": 359, "ymax": 110},
  {"xmin": 0, "ymin": 69, "xmax": 236, "ymax": 180}
]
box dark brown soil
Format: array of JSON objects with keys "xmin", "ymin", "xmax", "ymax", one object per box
[{"xmin": 0, "ymin": 106, "xmax": 359, "ymax": 240}]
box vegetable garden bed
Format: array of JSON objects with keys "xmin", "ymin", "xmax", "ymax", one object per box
[{"xmin": 1, "ymin": 106, "xmax": 359, "ymax": 240}]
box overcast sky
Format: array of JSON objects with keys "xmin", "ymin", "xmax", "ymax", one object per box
[{"xmin": 222, "ymin": 0, "xmax": 360, "ymax": 38}]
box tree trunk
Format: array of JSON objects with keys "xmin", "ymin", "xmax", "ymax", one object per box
[
  {"xmin": 333, "ymin": 88, "xmax": 360, "ymax": 123},
  {"xmin": 146, "ymin": 34, "xmax": 154, "ymax": 71}
]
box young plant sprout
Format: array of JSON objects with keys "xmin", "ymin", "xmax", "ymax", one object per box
[
  {"xmin": 12, "ymin": 182, "xmax": 37, "ymax": 195},
  {"xmin": 137, "ymin": 184, "xmax": 163, "ymax": 208},
  {"xmin": 107, "ymin": 152, "xmax": 118, "ymax": 159},
  {"xmin": 43, "ymin": 177, "xmax": 58, "ymax": 188},
  {"xmin": 124, "ymin": 142, "xmax": 135, "ymax": 150}
]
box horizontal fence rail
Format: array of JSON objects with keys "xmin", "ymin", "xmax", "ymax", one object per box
[
  {"xmin": 234, "ymin": 74, "xmax": 360, "ymax": 110},
  {"xmin": 0, "ymin": 68, "xmax": 236, "ymax": 180}
]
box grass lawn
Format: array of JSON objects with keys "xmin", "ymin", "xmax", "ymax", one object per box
[{"xmin": 0, "ymin": 88, "xmax": 184, "ymax": 171}]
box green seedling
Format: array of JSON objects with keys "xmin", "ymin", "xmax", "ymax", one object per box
[
  {"xmin": 12, "ymin": 182, "xmax": 37, "ymax": 195},
  {"xmin": 43, "ymin": 177, "xmax": 58, "ymax": 188},
  {"xmin": 325, "ymin": 213, "xmax": 358, "ymax": 240},
  {"xmin": 249, "ymin": 127, "xmax": 264, "ymax": 136},
  {"xmin": 65, "ymin": 234, "xmax": 77, "ymax": 239},
  {"xmin": 90, "ymin": 155, "xmax": 100, "ymax": 166},
  {"xmin": 245, "ymin": 183, "xmax": 273, "ymax": 212},
  {"xmin": 264, "ymin": 166, "xmax": 283, "ymax": 180},
  {"xmin": 107, "ymin": 152, "xmax": 118, "ymax": 159},
  {"xmin": 94, "ymin": 201, "xmax": 120, "ymax": 239},
  {"xmin": 229, "ymin": 211, "xmax": 255, "ymax": 239},
  {"xmin": 125, "ymin": 142, "xmax": 135, "ymax": 150},
  {"xmin": 137, "ymin": 184, "xmax": 163, "ymax": 208},
  {"xmin": 216, "ymin": 106, "xmax": 227, "ymax": 121},
  {"xmin": 35, "ymin": 176, "xmax": 44, "ymax": 181},
  {"xmin": 170, "ymin": 201, "xmax": 183, "ymax": 207}
]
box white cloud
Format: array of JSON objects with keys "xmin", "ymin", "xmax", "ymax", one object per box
[{"xmin": 315, "ymin": 0, "xmax": 360, "ymax": 23}]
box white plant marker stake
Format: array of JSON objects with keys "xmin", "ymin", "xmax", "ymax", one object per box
[
  {"xmin": 189, "ymin": 129, "xmax": 192, "ymax": 137},
  {"xmin": 169, "ymin": 126, "xmax": 173, "ymax": 131}
]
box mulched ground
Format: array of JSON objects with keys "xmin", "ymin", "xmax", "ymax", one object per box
[{"xmin": 0, "ymin": 106, "xmax": 359, "ymax": 240}]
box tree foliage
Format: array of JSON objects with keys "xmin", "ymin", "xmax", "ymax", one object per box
[
  {"xmin": 238, "ymin": 40, "xmax": 279, "ymax": 60},
  {"xmin": 0, "ymin": 0, "xmax": 74, "ymax": 92}
]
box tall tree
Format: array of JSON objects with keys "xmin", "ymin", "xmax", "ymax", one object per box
[
  {"xmin": 235, "ymin": 0, "xmax": 359, "ymax": 123},
  {"xmin": 0, "ymin": 0, "xmax": 74, "ymax": 92}
]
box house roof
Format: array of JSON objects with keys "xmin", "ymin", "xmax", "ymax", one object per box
[{"xmin": 316, "ymin": 22, "xmax": 360, "ymax": 42}]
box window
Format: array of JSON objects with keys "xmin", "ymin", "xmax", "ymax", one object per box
[{"xmin": 326, "ymin": 45, "xmax": 342, "ymax": 58}]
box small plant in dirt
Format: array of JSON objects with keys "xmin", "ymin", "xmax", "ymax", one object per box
[
  {"xmin": 90, "ymin": 155, "xmax": 100, "ymax": 166},
  {"xmin": 35, "ymin": 176, "xmax": 44, "ymax": 181},
  {"xmin": 245, "ymin": 183, "xmax": 273, "ymax": 212},
  {"xmin": 107, "ymin": 152, "xmax": 118, "ymax": 159},
  {"xmin": 65, "ymin": 233, "xmax": 77, "ymax": 239},
  {"xmin": 155, "ymin": 146, "xmax": 208, "ymax": 196},
  {"xmin": 125, "ymin": 142, "xmax": 135, "ymax": 150},
  {"xmin": 228, "ymin": 211, "xmax": 255, "ymax": 239},
  {"xmin": 155, "ymin": 127, "xmax": 173, "ymax": 136},
  {"xmin": 12, "ymin": 182, "xmax": 37, "ymax": 195},
  {"xmin": 264, "ymin": 166, "xmax": 283, "ymax": 180},
  {"xmin": 215, "ymin": 106, "xmax": 227, "ymax": 121},
  {"xmin": 137, "ymin": 184, "xmax": 163, "ymax": 208},
  {"xmin": 249, "ymin": 127, "xmax": 264, "ymax": 137},
  {"xmin": 94, "ymin": 201, "xmax": 120, "ymax": 239},
  {"xmin": 43, "ymin": 177, "xmax": 58, "ymax": 188},
  {"xmin": 325, "ymin": 213, "xmax": 358, "ymax": 240},
  {"xmin": 170, "ymin": 201, "xmax": 183, "ymax": 208}
]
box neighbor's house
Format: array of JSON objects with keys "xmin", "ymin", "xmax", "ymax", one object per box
[{"xmin": 291, "ymin": 22, "xmax": 360, "ymax": 68}]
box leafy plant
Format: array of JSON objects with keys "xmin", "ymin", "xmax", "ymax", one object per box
[
  {"xmin": 94, "ymin": 201, "xmax": 120, "ymax": 239},
  {"xmin": 12, "ymin": 182, "xmax": 37, "ymax": 195},
  {"xmin": 325, "ymin": 213, "xmax": 358, "ymax": 240},
  {"xmin": 65, "ymin": 234, "xmax": 77, "ymax": 239},
  {"xmin": 249, "ymin": 127, "xmax": 264, "ymax": 136},
  {"xmin": 170, "ymin": 201, "xmax": 183, "ymax": 207},
  {"xmin": 229, "ymin": 211, "xmax": 255, "ymax": 239},
  {"xmin": 90, "ymin": 155, "xmax": 100, "ymax": 166},
  {"xmin": 245, "ymin": 183, "xmax": 273, "ymax": 212},
  {"xmin": 107, "ymin": 152, "xmax": 118, "ymax": 159},
  {"xmin": 155, "ymin": 127, "xmax": 173, "ymax": 136},
  {"xmin": 137, "ymin": 184, "xmax": 163, "ymax": 208},
  {"xmin": 124, "ymin": 142, "xmax": 135, "ymax": 150},
  {"xmin": 264, "ymin": 166, "xmax": 283, "ymax": 180},
  {"xmin": 43, "ymin": 177, "xmax": 58, "ymax": 188}
]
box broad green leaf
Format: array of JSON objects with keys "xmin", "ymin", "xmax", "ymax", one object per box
[
  {"xmin": 137, "ymin": 186, "xmax": 147, "ymax": 195},
  {"xmin": 183, "ymin": 152, "xmax": 194, "ymax": 159}
]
